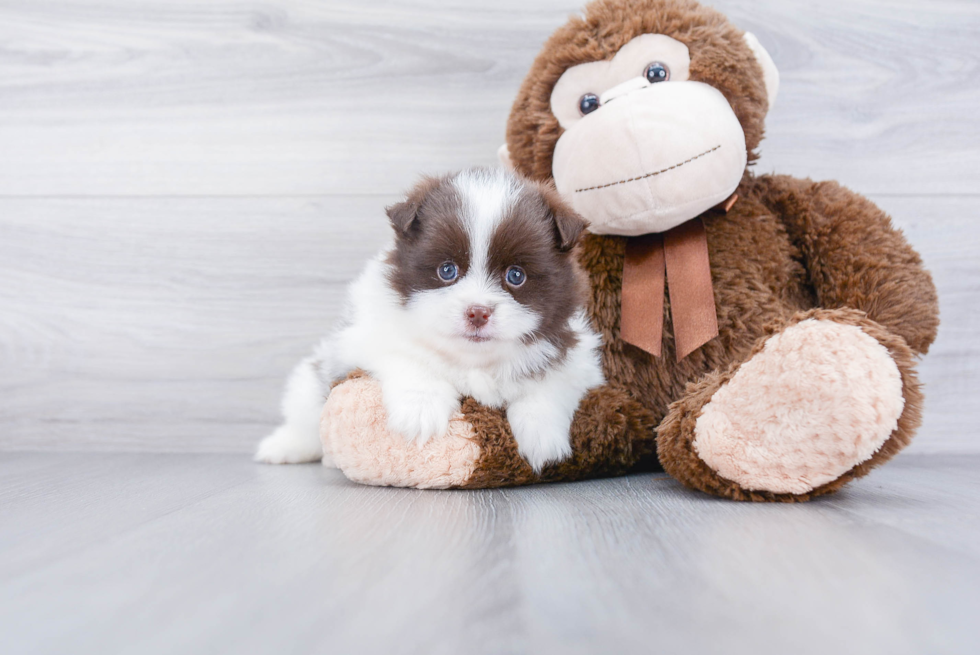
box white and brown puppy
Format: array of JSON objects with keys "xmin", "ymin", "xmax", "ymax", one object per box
[{"xmin": 256, "ymin": 168, "xmax": 604, "ymax": 472}]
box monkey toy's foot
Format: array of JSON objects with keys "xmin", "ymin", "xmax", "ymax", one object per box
[
  {"xmin": 321, "ymin": 372, "xmax": 659, "ymax": 490},
  {"xmin": 657, "ymin": 309, "xmax": 923, "ymax": 501}
]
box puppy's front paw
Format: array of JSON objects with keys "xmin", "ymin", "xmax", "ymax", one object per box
[
  {"xmin": 507, "ymin": 404, "xmax": 573, "ymax": 473},
  {"xmin": 383, "ymin": 384, "xmax": 460, "ymax": 444}
]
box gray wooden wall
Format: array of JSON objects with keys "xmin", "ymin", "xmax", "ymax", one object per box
[{"xmin": 1, "ymin": 0, "xmax": 977, "ymax": 454}]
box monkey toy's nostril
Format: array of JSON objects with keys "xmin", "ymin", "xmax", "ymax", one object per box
[{"xmin": 466, "ymin": 305, "xmax": 493, "ymax": 328}]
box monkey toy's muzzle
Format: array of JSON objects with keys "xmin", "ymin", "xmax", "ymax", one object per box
[{"xmin": 552, "ymin": 80, "xmax": 747, "ymax": 236}]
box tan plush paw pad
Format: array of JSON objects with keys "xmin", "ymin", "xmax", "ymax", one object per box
[
  {"xmin": 320, "ymin": 377, "xmax": 481, "ymax": 489},
  {"xmin": 693, "ymin": 319, "xmax": 904, "ymax": 494}
]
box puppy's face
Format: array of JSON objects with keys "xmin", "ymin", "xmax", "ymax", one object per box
[{"xmin": 385, "ymin": 168, "xmax": 587, "ymax": 354}]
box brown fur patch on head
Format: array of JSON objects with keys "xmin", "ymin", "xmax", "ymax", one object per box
[
  {"xmin": 488, "ymin": 180, "xmax": 589, "ymax": 355},
  {"xmin": 506, "ymin": 0, "xmax": 770, "ymax": 181},
  {"xmin": 386, "ymin": 176, "xmax": 471, "ymax": 301}
]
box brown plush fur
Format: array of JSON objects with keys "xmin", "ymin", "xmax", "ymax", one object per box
[
  {"xmin": 460, "ymin": 385, "xmax": 661, "ymax": 488},
  {"xmin": 461, "ymin": 0, "xmax": 939, "ymax": 499}
]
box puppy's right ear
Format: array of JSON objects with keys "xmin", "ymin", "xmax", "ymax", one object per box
[
  {"xmin": 386, "ymin": 175, "xmax": 442, "ymax": 236},
  {"xmin": 385, "ymin": 199, "xmax": 421, "ymax": 235}
]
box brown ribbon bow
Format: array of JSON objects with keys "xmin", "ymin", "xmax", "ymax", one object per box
[{"xmin": 620, "ymin": 197, "xmax": 734, "ymax": 361}]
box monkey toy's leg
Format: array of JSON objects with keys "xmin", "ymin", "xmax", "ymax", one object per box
[
  {"xmin": 321, "ymin": 372, "xmax": 659, "ymax": 489},
  {"xmin": 656, "ymin": 174, "xmax": 936, "ymax": 501},
  {"xmin": 657, "ymin": 308, "xmax": 923, "ymax": 501}
]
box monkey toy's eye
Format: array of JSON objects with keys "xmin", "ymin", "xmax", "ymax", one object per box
[
  {"xmin": 644, "ymin": 62, "xmax": 670, "ymax": 83},
  {"xmin": 505, "ymin": 266, "xmax": 526, "ymax": 287},
  {"xmin": 578, "ymin": 93, "xmax": 600, "ymax": 116},
  {"xmin": 438, "ymin": 261, "xmax": 459, "ymax": 282}
]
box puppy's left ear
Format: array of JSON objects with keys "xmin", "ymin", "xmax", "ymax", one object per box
[{"xmin": 541, "ymin": 184, "xmax": 587, "ymax": 251}]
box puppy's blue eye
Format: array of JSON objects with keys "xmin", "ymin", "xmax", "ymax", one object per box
[
  {"xmin": 438, "ymin": 262, "xmax": 458, "ymax": 282},
  {"xmin": 579, "ymin": 93, "xmax": 600, "ymax": 115},
  {"xmin": 505, "ymin": 266, "xmax": 526, "ymax": 287}
]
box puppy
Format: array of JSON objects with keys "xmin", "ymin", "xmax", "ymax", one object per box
[{"xmin": 255, "ymin": 168, "xmax": 605, "ymax": 472}]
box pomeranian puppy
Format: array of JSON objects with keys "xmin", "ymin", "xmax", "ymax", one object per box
[{"xmin": 256, "ymin": 168, "xmax": 604, "ymax": 472}]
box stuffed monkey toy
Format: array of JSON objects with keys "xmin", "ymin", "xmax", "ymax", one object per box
[{"xmin": 320, "ymin": 0, "xmax": 939, "ymax": 501}]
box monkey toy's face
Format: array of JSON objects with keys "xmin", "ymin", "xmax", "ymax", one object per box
[
  {"xmin": 551, "ymin": 34, "xmax": 748, "ymax": 235},
  {"xmin": 504, "ymin": 1, "xmax": 779, "ymax": 237}
]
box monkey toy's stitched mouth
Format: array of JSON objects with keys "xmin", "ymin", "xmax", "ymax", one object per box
[{"xmin": 574, "ymin": 144, "xmax": 722, "ymax": 193}]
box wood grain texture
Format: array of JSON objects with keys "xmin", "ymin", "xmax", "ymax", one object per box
[
  {"xmin": 0, "ymin": 0, "xmax": 977, "ymax": 454},
  {"xmin": 870, "ymin": 195, "xmax": 980, "ymax": 453},
  {"xmin": 0, "ymin": 0, "xmax": 977, "ymax": 196},
  {"xmin": 0, "ymin": 196, "xmax": 394, "ymax": 451},
  {"xmin": 0, "ymin": 452, "xmax": 978, "ymax": 655}
]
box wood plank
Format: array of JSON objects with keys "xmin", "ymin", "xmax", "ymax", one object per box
[
  {"xmin": 0, "ymin": 196, "xmax": 393, "ymax": 452},
  {"xmin": 0, "ymin": 0, "xmax": 976, "ymax": 196},
  {"xmin": 0, "ymin": 452, "xmax": 978, "ymax": 655},
  {"xmin": 0, "ymin": 453, "xmax": 255, "ymax": 580},
  {"xmin": 0, "ymin": 194, "xmax": 976, "ymax": 453},
  {"xmin": 872, "ymin": 195, "xmax": 980, "ymax": 454}
]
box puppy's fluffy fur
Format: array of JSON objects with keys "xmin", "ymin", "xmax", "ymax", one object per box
[{"xmin": 256, "ymin": 168, "xmax": 605, "ymax": 472}]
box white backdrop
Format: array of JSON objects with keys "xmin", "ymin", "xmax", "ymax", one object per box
[{"xmin": 1, "ymin": 0, "xmax": 977, "ymax": 453}]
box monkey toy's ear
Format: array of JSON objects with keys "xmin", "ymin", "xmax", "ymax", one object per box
[
  {"xmin": 743, "ymin": 32, "xmax": 780, "ymax": 111},
  {"xmin": 497, "ymin": 143, "xmax": 515, "ymax": 172}
]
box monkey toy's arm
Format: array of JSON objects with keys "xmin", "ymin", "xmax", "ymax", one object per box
[
  {"xmin": 322, "ymin": 373, "xmax": 660, "ymax": 489},
  {"xmin": 754, "ymin": 174, "xmax": 939, "ymax": 355}
]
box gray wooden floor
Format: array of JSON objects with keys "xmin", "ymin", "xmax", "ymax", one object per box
[
  {"xmin": 1, "ymin": 452, "xmax": 979, "ymax": 655},
  {"xmin": 2, "ymin": 1, "xmax": 979, "ymax": 653}
]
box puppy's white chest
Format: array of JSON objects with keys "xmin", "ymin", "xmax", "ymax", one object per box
[{"xmin": 459, "ymin": 369, "xmax": 506, "ymax": 408}]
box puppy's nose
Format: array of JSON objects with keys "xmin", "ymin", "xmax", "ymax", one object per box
[{"xmin": 466, "ymin": 305, "xmax": 493, "ymax": 328}]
